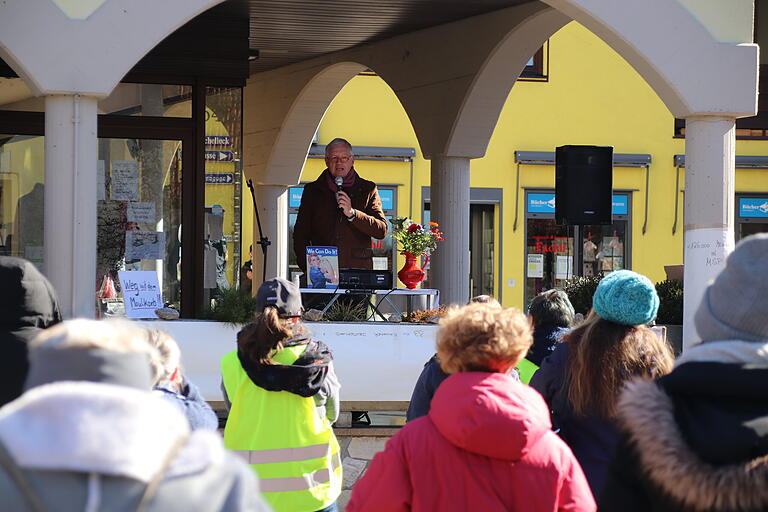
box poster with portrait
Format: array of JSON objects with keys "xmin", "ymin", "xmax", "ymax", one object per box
[{"xmin": 306, "ymin": 246, "xmax": 339, "ymax": 289}]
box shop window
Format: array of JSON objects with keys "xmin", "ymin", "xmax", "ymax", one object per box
[
  {"xmin": 422, "ymin": 202, "xmax": 496, "ymax": 298},
  {"xmin": 96, "ymin": 137, "xmax": 184, "ymax": 313},
  {"xmin": 520, "ymin": 44, "xmax": 548, "ymax": 81},
  {"xmin": 736, "ymin": 194, "xmax": 768, "ymax": 241},
  {"xmin": 100, "ymin": 84, "xmax": 193, "ymax": 117},
  {"xmin": 287, "ymin": 184, "xmax": 398, "ymax": 282},
  {"xmin": 0, "ymin": 134, "xmax": 45, "ymax": 267},
  {"xmin": 524, "ymin": 190, "xmax": 631, "ymax": 306},
  {"xmin": 203, "ymin": 87, "xmax": 243, "ymax": 304}
]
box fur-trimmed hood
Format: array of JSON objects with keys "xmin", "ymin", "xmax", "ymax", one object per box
[
  {"xmin": 0, "ymin": 381, "xmax": 225, "ymax": 483},
  {"xmin": 616, "ymin": 340, "xmax": 768, "ymax": 511}
]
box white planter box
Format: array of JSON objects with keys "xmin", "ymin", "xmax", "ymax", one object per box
[{"xmin": 138, "ymin": 320, "xmax": 439, "ymax": 403}]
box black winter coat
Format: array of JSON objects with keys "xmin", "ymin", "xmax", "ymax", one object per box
[
  {"xmin": 0, "ymin": 257, "xmax": 62, "ymax": 406},
  {"xmin": 600, "ymin": 356, "xmax": 768, "ymax": 511}
]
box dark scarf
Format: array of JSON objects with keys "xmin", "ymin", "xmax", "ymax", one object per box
[
  {"xmin": 238, "ymin": 335, "xmax": 332, "ymax": 397},
  {"xmin": 324, "ymin": 168, "xmax": 357, "ymax": 192}
]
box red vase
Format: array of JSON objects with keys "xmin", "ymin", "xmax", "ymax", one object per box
[{"xmin": 398, "ymin": 251, "xmax": 428, "ymax": 289}]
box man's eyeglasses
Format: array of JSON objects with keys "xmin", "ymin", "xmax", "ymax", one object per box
[{"xmin": 328, "ymin": 155, "xmax": 352, "ymax": 163}]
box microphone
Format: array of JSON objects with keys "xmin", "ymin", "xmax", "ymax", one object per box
[{"xmin": 335, "ymin": 176, "xmax": 345, "ymax": 215}]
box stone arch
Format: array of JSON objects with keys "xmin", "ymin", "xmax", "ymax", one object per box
[
  {"xmin": 0, "ymin": 0, "xmax": 224, "ymax": 96},
  {"xmin": 540, "ymin": 0, "xmax": 757, "ymax": 118},
  {"xmin": 445, "ymin": 7, "xmax": 570, "ymax": 158}
]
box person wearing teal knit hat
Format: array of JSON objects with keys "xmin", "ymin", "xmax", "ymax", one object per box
[
  {"xmin": 530, "ymin": 269, "xmax": 673, "ymax": 496},
  {"xmin": 592, "ymin": 270, "xmax": 659, "ymax": 326}
]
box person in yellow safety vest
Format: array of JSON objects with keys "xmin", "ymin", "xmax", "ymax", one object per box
[{"xmin": 221, "ymin": 277, "xmax": 342, "ymax": 512}]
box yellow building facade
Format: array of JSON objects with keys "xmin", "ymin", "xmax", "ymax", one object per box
[{"xmin": 243, "ymin": 21, "xmax": 768, "ymax": 310}]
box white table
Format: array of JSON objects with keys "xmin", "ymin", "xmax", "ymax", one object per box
[{"xmin": 299, "ymin": 287, "xmax": 440, "ymax": 319}]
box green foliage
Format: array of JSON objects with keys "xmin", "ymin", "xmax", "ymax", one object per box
[
  {"xmin": 390, "ymin": 216, "xmax": 444, "ymax": 255},
  {"xmin": 655, "ymin": 279, "xmax": 684, "ymax": 325},
  {"xmin": 203, "ymin": 287, "xmax": 259, "ymax": 326},
  {"xmin": 562, "ymin": 275, "xmax": 603, "ymax": 315},
  {"xmin": 323, "ymin": 298, "xmax": 369, "ymax": 322}
]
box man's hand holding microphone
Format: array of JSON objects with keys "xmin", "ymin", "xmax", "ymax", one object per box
[{"xmin": 335, "ymin": 176, "xmax": 355, "ymax": 220}]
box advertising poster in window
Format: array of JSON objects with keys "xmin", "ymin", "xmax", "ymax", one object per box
[
  {"xmin": 527, "ymin": 253, "xmax": 544, "ymax": 278},
  {"xmin": 555, "ymin": 255, "xmax": 573, "ymax": 280}
]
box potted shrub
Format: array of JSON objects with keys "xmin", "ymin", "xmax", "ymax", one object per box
[{"xmin": 655, "ymin": 279, "xmax": 683, "ymax": 354}]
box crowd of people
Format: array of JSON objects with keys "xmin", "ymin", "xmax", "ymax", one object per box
[{"xmin": 0, "ymin": 234, "xmax": 767, "ymax": 511}]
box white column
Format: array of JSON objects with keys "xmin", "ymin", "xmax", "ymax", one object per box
[
  {"xmin": 430, "ymin": 156, "xmax": 471, "ymax": 306},
  {"xmin": 44, "ymin": 94, "xmax": 99, "ymax": 318},
  {"xmin": 682, "ymin": 116, "xmax": 736, "ymax": 348},
  {"xmin": 252, "ymin": 185, "xmax": 288, "ymax": 290}
]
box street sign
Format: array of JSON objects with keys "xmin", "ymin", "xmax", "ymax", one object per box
[
  {"xmin": 204, "ymin": 150, "xmax": 234, "ymax": 162},
  {"xmin": 205, "ymin": 135, "xmax": 232, "ymax": 147},
  {"xmin": 205, "ymin": 173, "xmax": 234, "ymax": 185}
]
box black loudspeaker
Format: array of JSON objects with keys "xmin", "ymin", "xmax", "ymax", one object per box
[{"xmin": 555, "ymin": 145, "xmax": 613, "ymax": 225}]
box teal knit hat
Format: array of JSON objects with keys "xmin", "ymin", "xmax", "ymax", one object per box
[{"xmin": 592, "ymin": 270, "xmax": 659, "ymax": 326}]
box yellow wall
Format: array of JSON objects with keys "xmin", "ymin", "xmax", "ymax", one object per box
[{"xmin": 243, "ymin": 21, "xmax": 768, "ymax": 309}]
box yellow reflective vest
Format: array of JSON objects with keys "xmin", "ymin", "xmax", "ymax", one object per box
[{"xmin": 221, "ymin": 346, "xmax": 342, "ymax": 512}]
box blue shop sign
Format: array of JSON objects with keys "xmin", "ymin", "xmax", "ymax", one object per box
[
  {"xmin": 612, "ymin": 195, "xmax": 628, "ymax": 215},
  {"xmin": 527, "ymin": 193, "xmax": 629, "ymax": 215},
  {"xmin": 289, "ymin": 187, "xmax": 304, "ymax": 208},
  {"xmin": 528, "ymin": 193, "xmax": 557, "ymax": 213},
  {"xmin": 379, "ymin": 189, "xmax": 394, "ymax": 211},
  {"xmin": 289, "ymin": 186, "xmax": 394, "ymax": 210},
  {"xmin": 739, "ymin": 197, "xmax": 768, "ymax": 218}
]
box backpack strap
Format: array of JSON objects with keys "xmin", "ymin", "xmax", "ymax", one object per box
[
  {"xmin": 0, "ymin": 438, "xmax": 47, "ymax": 512},
  {"xmin": 135, "ymin": 434, "xmax": 190, "ymax": 512}
]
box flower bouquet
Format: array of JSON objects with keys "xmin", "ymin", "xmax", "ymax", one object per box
[{"xmin": 390, "ymin": 216, "xmax": 444, "ymax": 288}]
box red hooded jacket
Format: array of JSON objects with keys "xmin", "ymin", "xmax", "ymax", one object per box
[{"xmin": 347, "ymin": 372, "xmax": 595, "ymax": 511}]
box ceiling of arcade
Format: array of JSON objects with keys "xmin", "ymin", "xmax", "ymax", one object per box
[{"xmin": 245, "ymin": 0, "xmax": 534, "ymax": 73}]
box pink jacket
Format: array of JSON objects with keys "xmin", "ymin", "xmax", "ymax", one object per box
[{"xmin": 347, "ymin": 372, "xmax": 596, "ymax": 512}]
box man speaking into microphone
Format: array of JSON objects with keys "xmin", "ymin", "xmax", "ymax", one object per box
[{"xmin": 293, "ymin": 138, "xmax": 388, "ymax": 277}]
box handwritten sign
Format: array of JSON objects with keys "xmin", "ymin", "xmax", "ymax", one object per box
[
  {"xmin": 118, "ymin": 271, "xmax": 162, "ymax": 319},
  {"xmin": 111, "ymin": 160, "xmax": 139, "ymax": 201},
  {"xmin": 125, "ymin": 231, "xmax": 165, "ymax": 260},
  {"xmin": 127, "ymin": 202, "xmax": 156, "ymax": 223}
]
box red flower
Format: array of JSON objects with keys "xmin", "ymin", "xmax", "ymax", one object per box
[
  {"xmin": 427, "ymin": 221, "xmax": 439, "ymax": 227},
  {"xmin": 407, "ymin": 223, "xmax": 420, "ymax": 233}
]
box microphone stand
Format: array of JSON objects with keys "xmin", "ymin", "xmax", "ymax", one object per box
[{"xmin": 246, "ymin": 179, "xmax": 271, "ymax": 283}]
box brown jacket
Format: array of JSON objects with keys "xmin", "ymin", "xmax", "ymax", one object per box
[{"xmin": 293, "ymin": 169, "xmax": 388, "ymax": 272}]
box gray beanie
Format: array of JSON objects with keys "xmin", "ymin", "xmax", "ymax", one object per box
[{"xmin": 695, "ymin": 233, "xmax": 768, "ymax": 342}]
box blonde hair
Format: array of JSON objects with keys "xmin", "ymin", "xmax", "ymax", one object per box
[
  {"xmin": 32, "ymin": 319, "xmax": 155, "ymax": 355},
  {"xmin": 566, "ymin": 313, "xmax": 674, "ymax": 418},
  {"xmin": 437, "ymin": 303, "xmax": 532, "ymax": 374},
  {"xmin": 145, "ymin": 328, "xmax": 181, "ymax": 385}
]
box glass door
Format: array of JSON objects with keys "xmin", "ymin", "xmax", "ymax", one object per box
[{"xmin": 96, "ymin": 138, "xmax": 184, "ymax": 316}]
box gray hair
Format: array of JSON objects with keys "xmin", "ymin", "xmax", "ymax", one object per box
[
  {"xmin": 325, "ymin": 138, "xmax": 354, "ymax": 156},
  {"xmin": 32, "ymin": 319, "xmax": 156, "ymax": 354}
]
